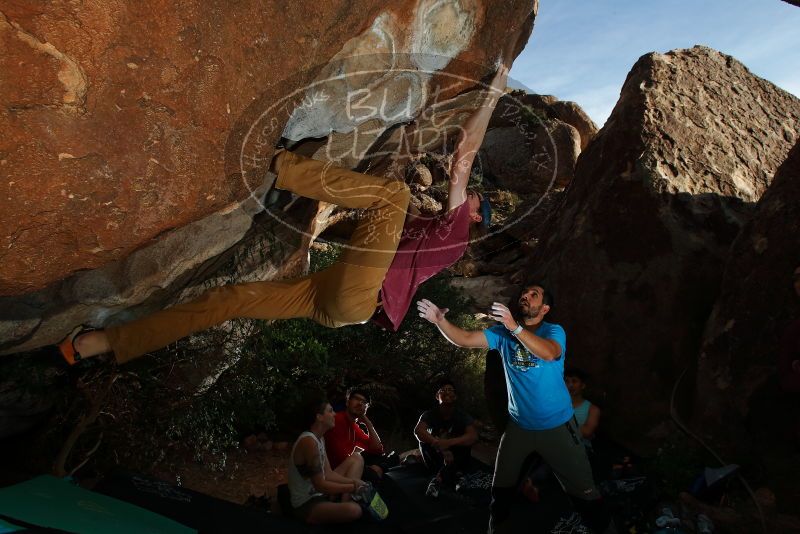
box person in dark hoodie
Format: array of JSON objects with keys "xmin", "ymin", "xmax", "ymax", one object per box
[{"xmin": 414, "ymin": 379, "xmax": 478, "ymax": 498}]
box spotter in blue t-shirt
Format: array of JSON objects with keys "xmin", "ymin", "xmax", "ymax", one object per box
[{"xmin": 483, "ymin": 322, "xmax": 573, "ymax": 430}]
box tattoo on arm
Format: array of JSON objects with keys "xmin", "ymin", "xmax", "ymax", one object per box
[{"xmin": 296, "ymin": 457, "xmax": 323, "ymax": 478}]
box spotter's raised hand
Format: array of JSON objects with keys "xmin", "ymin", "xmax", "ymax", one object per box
[
  {"xmin": 417, "ymin": 299, "xmax": 448, "ymax": 325},
  {"xmin": 490, "ymin": 302, "xmax": 518, "ymax": 331}
]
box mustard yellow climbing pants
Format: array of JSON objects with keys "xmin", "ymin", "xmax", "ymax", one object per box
[{"xmin": 106, "ymin": 150, "xmax": 410, "ymax": 364}]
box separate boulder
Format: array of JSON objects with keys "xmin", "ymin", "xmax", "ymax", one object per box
[
  {"xmin": 549, "ymin": 100, "xmax": 598, "ymax": 151},
  {"xmin": 522, "ymin": 46, "xmax": 800, "ymax": 450},
  {"xmin": 479, "ymin": 121, "xmax": 580, "ymax": 194},
  {"xmin": 478, "ymin": 91, "xmax": 589, "ymax": 197},
  {"xmin": 492, "ymin": 92, "xmax": 598, "ymax": 150},
  {"xmin": 481, "ymin": 127, "xmax": 537, "ymax": 190}
]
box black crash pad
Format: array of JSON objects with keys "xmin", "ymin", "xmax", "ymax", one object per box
[{"xmin": 93, "ymin": 462, "xmax": 591, "ymax": 534}]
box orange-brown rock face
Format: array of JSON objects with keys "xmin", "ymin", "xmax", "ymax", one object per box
[
  {"xmin": 0, "ymin": 1, "xmax": 372, "ymax": 296},
  {"xmin": 0, "ymin": 0, "xmax": 533, "ymax": 298}
]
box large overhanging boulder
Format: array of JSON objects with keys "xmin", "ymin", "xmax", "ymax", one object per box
[
  {"xmin": 0, "ymin": 0, "xmax": 536, "ymax": 354},
  {"xmin": 523, "ymin": 46, "xmax": 800, "ymax": 450},
  {"xmin": 694, "ymin": 139, "xmax": 800, "ymax": 453}
]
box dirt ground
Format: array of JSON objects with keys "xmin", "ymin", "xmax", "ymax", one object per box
[{"xmin": 150, "ymin": 446, "xmax": 290, "ymax": 505}]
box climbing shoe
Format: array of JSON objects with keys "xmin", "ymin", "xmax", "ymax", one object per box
[{"xmin": 57, "ymin": 326, "xmax": 94, "ymax": 365}]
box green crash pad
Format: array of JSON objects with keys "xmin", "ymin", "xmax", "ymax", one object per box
[
  {"xmin": 0, "ymin": 518, "xmax": 22, "ymax": 533},
  {"xmin": 0, "ymin": 475, "xmax": 194, "ymax": 534}
]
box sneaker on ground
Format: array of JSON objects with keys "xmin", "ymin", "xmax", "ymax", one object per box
[
  {"xmin": 455, "ymin": 475, "xmax": 467, "ymax": 492},
  {"xmin": 425, "ymin": 477, "xmax": 440, "ymax": 498},
  {"xmin": 550, "ymin": 513, "xmax": 591, "ymax": 534}
]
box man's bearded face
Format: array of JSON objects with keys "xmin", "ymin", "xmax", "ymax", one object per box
[{"xmin": 518, "ymin": 286, "xmax": 545, "ymax": 319}]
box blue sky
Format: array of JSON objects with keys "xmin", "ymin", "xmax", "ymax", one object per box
[{"xmin": 509, "ymin": 0, "xmax": 800, "ymax": 126}]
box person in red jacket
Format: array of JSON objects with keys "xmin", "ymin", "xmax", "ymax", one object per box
[{"xmin": 325, "ymin": 387, "xmax": 386, "ymax": 481}]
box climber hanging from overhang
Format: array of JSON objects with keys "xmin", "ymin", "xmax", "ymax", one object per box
[{"xmin": 57, "ymin": 49, "xmax": 515, "ymax": 366}]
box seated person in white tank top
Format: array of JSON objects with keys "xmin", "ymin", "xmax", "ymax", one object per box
[
  {"xmin": 564, "ymin": 367, "xmax": 601, "ymax": 448},
  {"xmin": 288, "ymin": 394, "xmax": 366, "ymax": 525}
]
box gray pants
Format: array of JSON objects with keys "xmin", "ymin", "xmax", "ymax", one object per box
[
  {"xmin": 489, "ymin": 418, "xmax": 605, "ymax": 533},
  {"xmin": 493, "ymin": 417, "xmax": 599, "ymax": 499}
]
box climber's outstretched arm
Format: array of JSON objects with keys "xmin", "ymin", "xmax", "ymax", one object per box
[
  {"xmin": 447, "ymin": 64, "xmax": 510, "ymax": 211},
  {"xmin": 447, "ymin": 29, "xmax": 521, "ymax": 211}
]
